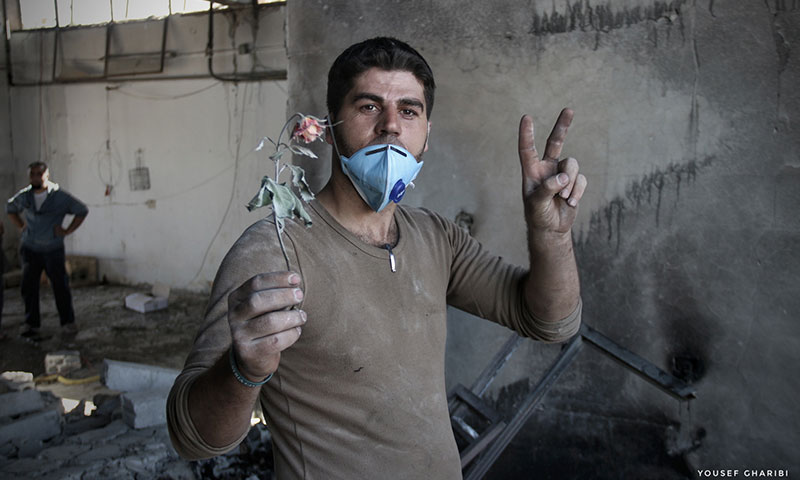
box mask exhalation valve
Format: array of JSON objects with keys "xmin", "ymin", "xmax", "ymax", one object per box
[{"xmin": 390, "ymin": 179, "xmax": 407, "ymax": 203}]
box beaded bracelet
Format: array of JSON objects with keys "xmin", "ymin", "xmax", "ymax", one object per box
[{"xmin": 229, "ymin": 348, "xmax": 273, "ymax": 387}]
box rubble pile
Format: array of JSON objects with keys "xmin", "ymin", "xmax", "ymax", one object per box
[
  {"xmin": 0, "ymin": 370, "xmax": 193, "ymax": 479},
  {"xmin": 0, "ymin": 359, "xmax": 276, "ymax": 479}
]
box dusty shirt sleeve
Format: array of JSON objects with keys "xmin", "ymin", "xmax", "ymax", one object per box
[
  {"xmin": 433, "ymin": 210, "xmax": 581, "ymax": 343},
  {"xmin": 167, "ymin": 218, "xmax": 300, "ymax": 460}
]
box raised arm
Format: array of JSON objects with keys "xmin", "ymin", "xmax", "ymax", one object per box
[{"xmin": 518, "ymin": 109, "xmax": 587, "ymax": 324}]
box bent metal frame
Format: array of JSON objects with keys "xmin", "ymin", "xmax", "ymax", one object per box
[{"xmin": 449, "ymin": 322, "xmax": 697, "ymax": 480}]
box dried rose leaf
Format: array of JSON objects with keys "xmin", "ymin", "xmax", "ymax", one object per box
[{"xmin": 288, "ymin": 164, "xmax": 315, "ymax": 202}]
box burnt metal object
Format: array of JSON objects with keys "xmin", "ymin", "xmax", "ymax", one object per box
[
  {"xmin": 581, "ymin": 324, "xmax": 697, "ymax": 401},
  {"xmin": 450, "ymin": 323, "xmax": 697, "ymax": 479}
]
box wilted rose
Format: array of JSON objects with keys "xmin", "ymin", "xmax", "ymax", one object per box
[{"xmin": 292, "ymin": 116, "xmax": 325, "ymax": 144}]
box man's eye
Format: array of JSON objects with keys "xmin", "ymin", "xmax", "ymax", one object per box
[
  {"xmin": 361, "ymin": 104, "xmax": 378, "ymax": 113},
  {"xmin": 401, "ymin": 109, "xmax": 419, "ymax": 117}
]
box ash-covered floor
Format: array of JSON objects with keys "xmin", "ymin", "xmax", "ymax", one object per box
[{"xmin": 0, "ymin": 283, "xmax": 274, "ymax": 479}]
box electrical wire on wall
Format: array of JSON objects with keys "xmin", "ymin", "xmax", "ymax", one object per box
[
  {"xmin": 84, "ymin": 81, "xmax": 249, "ymax": 209},
  {"xmin": 81, "ymin": 78, "xmax": 264, "ymax": 288},
  {"xmin": 112, "ymin": 81, "xmax": 220, "ymax": 101},
  {"xmin": 38, "ymin": 28, "xmax": 48, "ymax": 165},
  {"xmin": 94, "ymin": 86, "xmax": 123, "ymax": 198},
  {"xmin": 185, "ymin": 80, "xmax": 250, "ymax": 288}
]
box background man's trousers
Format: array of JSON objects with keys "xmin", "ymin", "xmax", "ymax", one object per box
[{"xmin": 20, "ymin": 246, "xmax": 75, "ymax": 328}]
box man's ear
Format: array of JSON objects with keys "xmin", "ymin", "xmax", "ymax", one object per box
[
  {"xmin": 324, "ymin": 115, "xmax": 334, "ymax": 146},
  {"xmin": 423, "ymin": 121, "xmax": 431, "ymax": 153}
]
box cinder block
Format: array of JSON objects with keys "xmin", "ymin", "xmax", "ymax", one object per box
[
  {"xmin": 102, "ymin": 359, "xmax": 179, "ymax": 393},
  {"xmin": 69, "ymin": 419, "xmax": 128, "ymax": 445},
  {"xmin": 125, "ymin": 283, "xmax": 170, "ymax": 313},
  {"xmin": 0, "ymin": 390, "xmax": 45, "ymax": 419},
  {"xmin": 0, "ymin": 371, "xmax": 35, "ymax": 391},
  {"xmin": 44, "ymin": 351, "xmax": 82, "ymax": 375},
  {"xmin": 0, "ymin": 410, "xmax": 62, "ymax": 445},
  {"xmin": 17, "ymin": 439, "xmax": 45, "ymax": 458},
  {"xmin": 73, "ymin": 443, "xmax": 124, "ymax": 464},
  {"xmin": 121, "ymin": 389, "xmax": 170, "ymax": 429},
  {"xmin": 63, "ymin": 412, "xmax": 113, "ymax": 436},
  {"xmin": 36, "ymin": 443, "xmax": 91, "ymax": 462}
]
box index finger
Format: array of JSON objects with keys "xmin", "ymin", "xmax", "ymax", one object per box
[
  {"xmin": 542, "ymin": 108, "xmax": 574, "ymax": 162},
  {"xmin": 229, "ymin": 271, "xmax": 301, "ymax": 304}
]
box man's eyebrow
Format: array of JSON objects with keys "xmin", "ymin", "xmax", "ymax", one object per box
[
  {"xmin": 398, "ymin": 98, "xmax": 425, "ymax": 112},
  {"xmin": 351, "ymin": 93, "xmax": 425, "ymax": 112},
  {"xmin": 352, "ymin": 93, "xmax": 384, "ymax": 104}
]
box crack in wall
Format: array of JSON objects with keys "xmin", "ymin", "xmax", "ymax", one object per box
[
  {"xmin": 765, "ymin": 0, "xmax": 793, "ymax": 128},
  {"xmin": 689, "ymin": 1, "xmax": 700, "ymax": 164},
  {"xmin": 529, "ymin": 0, "xmax": 688, "ymax": 37}
]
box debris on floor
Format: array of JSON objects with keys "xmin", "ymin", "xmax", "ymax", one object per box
[
  {"xmin": 124, "ymin": 283, "xmax": 170, "ymax": 314},
  {"xmin": 0, "ymin": 284, "xmax": 277, "ymax": 479}
]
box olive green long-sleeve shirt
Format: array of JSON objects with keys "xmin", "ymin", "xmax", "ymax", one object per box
[{"xmin": 167, "ymin": 200, "xmax": 580, "ymax": 479}]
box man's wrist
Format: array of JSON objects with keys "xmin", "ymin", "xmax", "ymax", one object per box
[
  {"xmin": 528, "ymin": 228, "xmax": 573, "ymax": 254},
  {"xmin": 229, "ymin": 348, "xmax": 272, "ymax": 387}
]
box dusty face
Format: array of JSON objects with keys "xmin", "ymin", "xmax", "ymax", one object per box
[
  {"xmin": 331, "ymin": 68, "xmax": 430, "ymax": 160},
  {"xmin": 29, "ymin": 166, "xmax": 49, "ymax": 191}
]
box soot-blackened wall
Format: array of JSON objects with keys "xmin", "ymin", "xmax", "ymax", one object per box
[{"xmin": 287, "ymin": 0, "xmax": 799, "ymax": 477}]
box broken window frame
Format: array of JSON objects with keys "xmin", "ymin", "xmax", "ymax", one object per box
[{"xmin": 1, "ymin": 0, "xmax": 287, "ymax": 86}]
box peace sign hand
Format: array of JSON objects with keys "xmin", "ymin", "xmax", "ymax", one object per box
[{"xmin": 518, "ymin": 108, "xmax": 587, "ymax": 237}]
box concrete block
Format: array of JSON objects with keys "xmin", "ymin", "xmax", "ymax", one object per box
[
  {"xmin": 0, "ymin": 371, "xmax": 35, "ymax": 391},
  {"xmin": 121, "ymin": 389, "xmax": 170, "ymax": 429},
  {"xmin": 69, "ymin": 419, "xmax": 129, "ymax": 445},
  {"xmin": 124, "ymin": 283, "xmax": 170, "ymax": 313},
  {"xmin": 16, "ymin": 439, "xmax": 44, "ymax": 458},
  {"xmin": 92, "ymin": 394, "xmax": 121, "ymax": 417},
  {"xmin": 102, "ymin": 359, "xmax": 179, "ymax": 392},
  {"xmin": 63, "ymin": 412, "xmax": 113, "ymax": 436},
  {"xmin": 40, "ymin": 463, "xmax": 102, "ymax": 480},
  {"xmin": 3, "ymin": 457, "xmax": 54, "ymax": 475},
  {"xmin": 74, "ymin": 443, "xmax": 124, "ymax": 464},
  {"xmin": 44, "ymin": 350, "xmax": 82, "ymax": 375},
  {"xmin": 36, "ymin": 443, "xmax": 91, "ymax": 463},
  {"xmin": 0, "ymin": 390, "xmax": 45, "ymax": 418},
  {"xmin": 0, "ymin": 409, "xmax": 62, "ymax": 445}
]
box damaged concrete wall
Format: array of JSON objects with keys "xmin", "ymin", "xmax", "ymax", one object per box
[
  {"xmin": 1, "ymin": 5, "xmax": 289, "ymax": 290},
  {"xmin": 0, "ymin": 6, "xmax": 15, "ymax": 268},
  {"xmin": 287, "ymin": 0, "xmax": 799, "ymax": 476}
]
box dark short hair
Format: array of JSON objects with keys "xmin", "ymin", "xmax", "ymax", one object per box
[
  {"xmin": 327, "ymin": 37, "xmax": 435, "ymax": 121},
  {"xmin": 28, "ymin": 161, "xmax": 48, "ymax": 171}
]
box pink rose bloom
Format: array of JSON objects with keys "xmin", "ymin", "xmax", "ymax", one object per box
[{"xmin": 292, "ymin": 116, "xmax": 325, "ymax": 144}]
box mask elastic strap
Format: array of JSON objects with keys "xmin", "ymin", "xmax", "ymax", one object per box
[{"xmin": 327, "ymin": 114, "xmax": 345, "ymax": 160}]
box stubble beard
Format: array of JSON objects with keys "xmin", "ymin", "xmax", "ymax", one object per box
[{"xmin": 333, "ymin": 125, "xmax": 426, "ymax": 161}]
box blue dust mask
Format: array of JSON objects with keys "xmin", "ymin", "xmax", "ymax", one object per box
[{"xmin": 340, "ymin": 144, "xmax": 424, "ymax": 212}]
